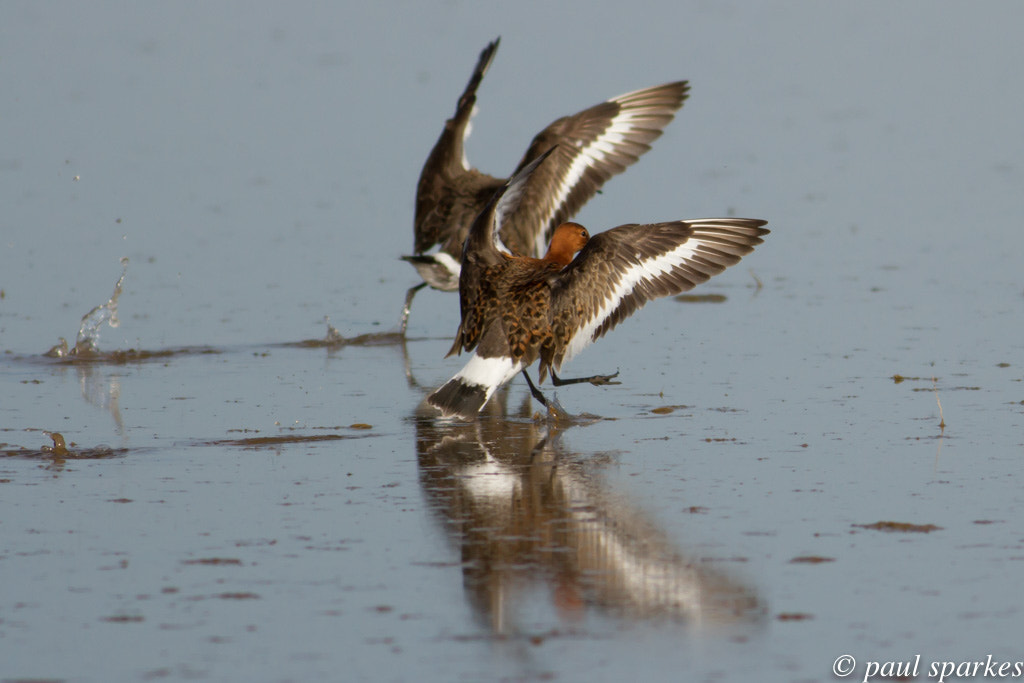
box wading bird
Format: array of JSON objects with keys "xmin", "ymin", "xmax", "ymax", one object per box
[
  {"xmin": 428, "ymin": 149, "xmax": 769, "ymax": 420},
  {"xmin": 401, "ymin": 37, "xmax": 690, "ymax": 333}
]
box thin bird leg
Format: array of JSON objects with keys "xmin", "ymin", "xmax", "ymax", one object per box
[
  {"xmin": 399, "ymin": 282, "xmax": 428, "ymax": 335},
  {"xmin": 521, "ymin": 370, "xmax": 550, "ymax": 406},
  {"xmin": 550, "ymin": 368, "xmax": 621, "ymax": 387}
]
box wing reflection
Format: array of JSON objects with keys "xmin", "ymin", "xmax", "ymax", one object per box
[{"xmin": 413, "ymin": 401, "xmax": 764, "ymax": 635}]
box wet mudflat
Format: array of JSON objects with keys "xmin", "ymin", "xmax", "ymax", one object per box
[{"xmin": 3, "ymin": 3, "xmax": 1024, "ymax": 682}]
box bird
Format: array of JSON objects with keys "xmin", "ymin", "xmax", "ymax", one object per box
[
  {"xmin": 400, "ymin": 37, "xmax": 690, "ymax": 334},
  {"xmin": 427, "ymin": 148, "xmax": 769, "ymax": 420}
]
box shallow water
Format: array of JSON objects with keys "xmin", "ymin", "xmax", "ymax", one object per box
[{"xmin": 3, "ymin": 2, "xmax": 1024, "ymax": 682}]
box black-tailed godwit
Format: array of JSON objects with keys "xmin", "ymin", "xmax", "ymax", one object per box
[{"xmin": 428, "ymin": 149, "xmax": 769, "ymax": 419}]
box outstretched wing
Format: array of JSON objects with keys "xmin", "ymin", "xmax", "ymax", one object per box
[
  {"xmin": 414, "ymin": 38, "xmax": 501, "ymax": 254},
  {"xmin": 549, "ymin": 218, "xmax": 769, "ymax": 369},
  {"xmin": 500, "ymin": 81, "xmax": 690, "ymax": 257}
]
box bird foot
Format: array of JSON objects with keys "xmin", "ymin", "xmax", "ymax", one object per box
[
  {"xmin": 551, "ymin": 368, "xmax": 620, "ymax": 387},
  {"xmin": 587, "ymin": 370, "xmax": 620, "ymax": 386}
]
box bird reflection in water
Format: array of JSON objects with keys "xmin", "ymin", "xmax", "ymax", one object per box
[{"xmin": 413, "ymin": 396, "xmax": 764, "ymax": 636}]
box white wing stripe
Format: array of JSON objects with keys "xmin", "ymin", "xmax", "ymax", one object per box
[
  {"xmin": 559, "ymin": 239, "xmax": 705, "ymax": 366},
  {"xmin": 533, "ymin": 111, "xmax": 660, "ymax": 256},
  {"xmin": 460, "ymin": 104, "xmax": 478, "ymax": 171}
]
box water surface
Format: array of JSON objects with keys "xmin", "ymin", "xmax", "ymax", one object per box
[{"xmin": 2, "ymin": 2, "xmax": 1024, "ymax": 682}]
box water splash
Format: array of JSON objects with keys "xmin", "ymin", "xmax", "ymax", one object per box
[
  {"xmin": 45, "ymin": 257, "xmax": 128, "ymax": 358},
  {"xmin": 324, "ymin": 316, "xmax": 345, "ymax": 344}
]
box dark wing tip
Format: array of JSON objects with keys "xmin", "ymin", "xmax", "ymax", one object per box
[
  {"xmin": 612, "ymin": 80, "xmax": 691, "ymax": 111},
  {"xmin": 455, "ymin": 38, "xmax": 502, "ymax": 117},
  {"xmin": 684, "ymin": 219, "xmax": 771, "ymax": 259},
  {"xmin": 480, "ymin": 37, "xmax": 500, "ymax": 67},
  {"xmin": 694, "ymin": 217, "xmax": 770, "ymax": 240}
]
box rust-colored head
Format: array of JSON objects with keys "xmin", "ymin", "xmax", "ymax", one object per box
[{"xmin": 544, "ymin": 222, "xmax": 590, "ymax": 266}]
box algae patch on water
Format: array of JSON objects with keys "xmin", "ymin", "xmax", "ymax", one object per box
[{"xmin": 853, "ymin": 521, "xmax": 943, "ymax": 533}]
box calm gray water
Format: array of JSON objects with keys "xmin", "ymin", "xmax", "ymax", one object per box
[{"xmin": 3, "ymin": 2, "xmax": 1023, "ymax": 682}]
